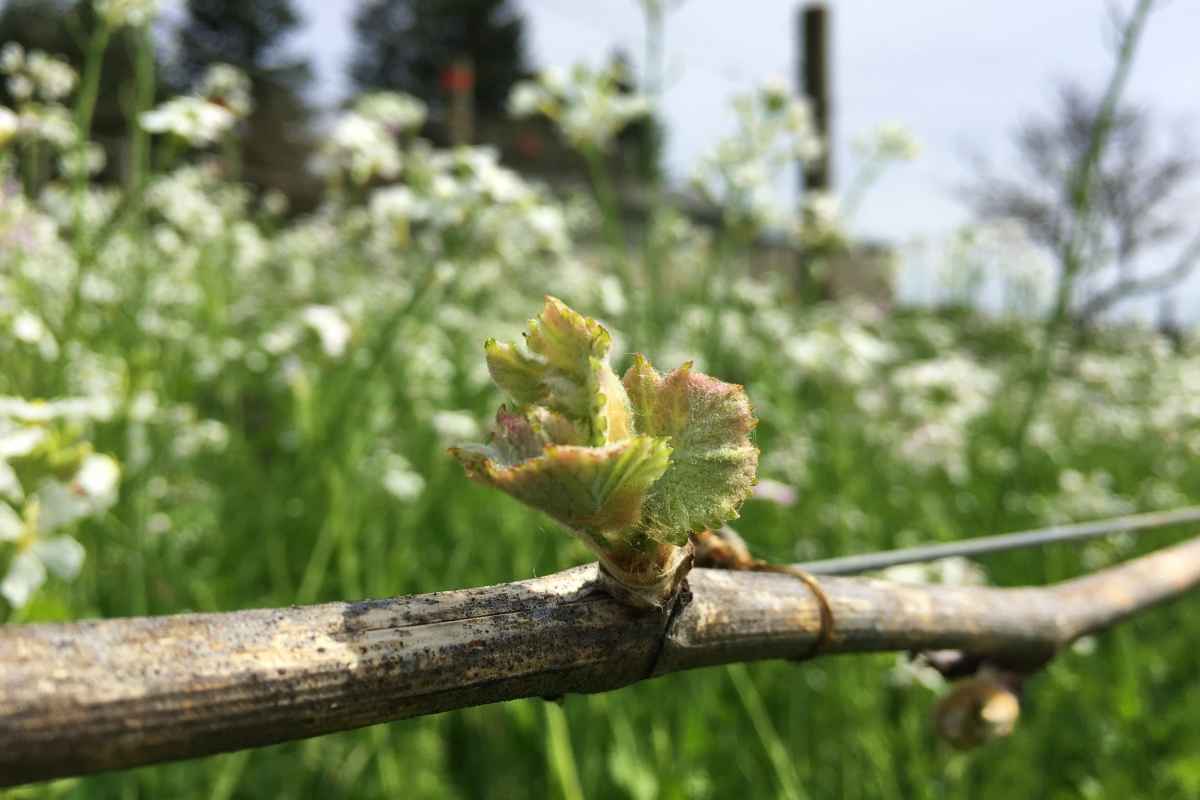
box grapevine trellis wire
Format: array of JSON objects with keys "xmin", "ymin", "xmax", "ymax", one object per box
[{"xmin": 797, "ymin": 505, "xmax": 1200, "ymax": 574}]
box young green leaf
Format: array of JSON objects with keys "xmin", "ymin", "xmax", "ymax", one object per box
[
  {"xmin": 452, "ymin": 434, "xmax": 671, "ymax": 537},
  {"xmin": 450, "ymin": 296, "xmax": 759, "ymax": 607},
  {"xmin": 622, "ymin": 356, "xmax": 759, "ymax": 545}
]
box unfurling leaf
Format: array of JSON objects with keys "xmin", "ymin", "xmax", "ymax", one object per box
[
  {"xmin": 622, "ymin": 355, "xmax": 758, "ymax": 545},
  {"xmin": 483, "ymin": 296, "xmax": 631, "ymax": 446},
  {"xmin": 450, "ymin": 296, "xmax": 759, "ymax": 607},
  {"xmin": 452, "ymin": 434, "xmax": 671, "ymax": 536}
]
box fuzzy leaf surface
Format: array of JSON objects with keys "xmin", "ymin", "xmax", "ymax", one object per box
[
  {"xmin": 622, "ymin": 355, "xmax": 759, "ymax": 544},
  {"xmin": 450, "ymin": 434, "xmax": 672, "ymax": 537},
  {"xmin": 484, "ymin": 296, "xmax": 632, "ymax": 445}
]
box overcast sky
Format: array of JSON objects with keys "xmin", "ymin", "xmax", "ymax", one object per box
[{"xmin": 295, "ymin": 0, "xmax": 1200, "ymax": 320}]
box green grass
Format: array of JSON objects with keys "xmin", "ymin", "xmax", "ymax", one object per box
[{"xmin": 6, "ymin": 268, "xmax": 1198, "ymax": 798}]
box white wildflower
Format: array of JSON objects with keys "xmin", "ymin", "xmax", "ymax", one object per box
[
  {"xmin": 598, "ymin": 274, "xmax": 627, "ymax": 317},
  {"xmin": 1072, "ymin": 636, "xmax": 1097, "ymax": 656},
  {"xmin": 760, "ymin": 76, "xmax": 791, "ymax": 111},
  {"xmin": 431, "ymin": 410, "xmax": 479, "ymax": 442},
  {"xmin": 11, "ymin": 311, "xmax": 59, "ymax": 360},
  {"xmin": 893, "ymin": 354, "xmax": 998, "ymax": 424},
  {"xmin": 1, "ymin": 536, "xmax": 85, "ymax": 608},
  {"xmin": 0, "ymin": 43, "xmax": 23, "ymax": 74},
  {"xmin": 36, "ymin": 453, "xmax": 120, "ymax": 532},
  {"xmin": 855, "ymin": 121, "xmax": 920, "ymax": 161},
  {"xmin": 526, "ymin": 206, "xmax": 568, "ymax": 252},
  {"xmin": 27, "ymin": 535, "xmax": 84, "ymax": 579},
  {"xmin": 804, "ymin": 191, "xmax": 840, "ymax": 229},
  {"xmin": 507, "ymin": 81, "xmax": 545, "ymax": 118},
  {"xmin": 23, "ymin": 51, "xmax": 76, "ymax": 101},
  {"xmin": 317, "ymin": 112, "xmax": 402, "ymax": 185},
  {"xmin": 95, "ymin": 0, "xmax": 160, "ymax": 27},
  {"xmin": 0, "ymin": 425, "xmax": 45, "ymax": 460},
  {"xmin": 1035, "ymin": 469, "xmax": 1134, "ymax": 523},
  {"xmin": 509, "ymin": 63, "xmax": 649, "ymax": 152},
  {"xmin": 12, "ymin": 311, "xmax": 45, "ymax": 343},
  {"xmin": 75, "ymin": 453, "xmax": 120, "ymax": 502},
  {"xmin": 58, "ymin": 141, "xmax": 107, "ymax": 178},
  {"xmin": 172, "ymin": 418, "xmax": 229, "ymax": 459},
  {"xmin": 0, "ymin": 450, "xmax": 115, "ymax": 609},
  {"xmin": 896, "ymin": 421, "xmax": 969, "ymax": 483},
  {"xmin": 6, "ymin": 73, "xmax": 31, "ymax": 101},
  {"xmin": 301, "ymin": 305, "xmax": 353, "ymax": 358},
  {"xmin": 0, "ymin": 399, "xmax": 52, "ymax": 422},
  {"xmin": 141, "ymin": 96, "xmax": 236, "ymax": 146},
  {"xmin": 0, "ymin": 462, "xmax": 21, "ymax": 502},
  {"xmin": 20, "ymin": 105, "xmax": 77, "ymax": 148},
  {"xmin": 887, "ymin": 652, "xmax": 947, "ymax": 692},
  {"xmin": 146, "ymin": 166, "xmax": 227, "ymax": 238},
  {"xmin": 355, "ymin": 91, "xmax": 426, "ymax": 135},
  {"xmin": 692, "ymin": 82, "xmax": 821, "ymax": 229},
  {"xmin": 261, "ymin": 324, "xmax": 301, "ymax": 355},
  {"xmin": 198, "ymin": 63, "xmax": 253, "ymax": 118},
  {"xmin": 128, "ymin": 390, "xmax": 159, "ymax": 423},
  {"xmin": 2, "ymin": 550, "xmax": 43, "ymax": 608},
  {"xmin": 0, "ymin": 396, "xmax": 115, "ymax": 423},
  {"xmin": 0, "ymin": 501, "xmax": 20, "ymax": 539},
  {"xmin": 370, "ymin": 185, "xmax": 425, "ymax": 224},
  {"xmin": 381, "ymin": 454, "xmax": 426, "ymax": 502},
  {"xmin": 0, "ymin": 105, "xmax": 17, "ymax": 148},
  {"xmin": 262, "ymin": 189, "xmax": 288, "ymax": 217}
]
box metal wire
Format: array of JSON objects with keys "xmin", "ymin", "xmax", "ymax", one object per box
[{"xmin": 795, "ymin": 506, "xmax": 1200, "ymax": 576}]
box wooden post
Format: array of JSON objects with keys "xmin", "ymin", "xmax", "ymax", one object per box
[
  {"xmin": 800, "ymin": 3, "xmax": 831, "ymax": 192},
  {"xmin": 795, "ymin": 3, "xmax": 833, "ymax": 300},
  {"xmin": 443, "ymin": 56, "xmax": 475, "ymax": 146}
]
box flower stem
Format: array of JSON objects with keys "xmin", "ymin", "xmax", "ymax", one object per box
[{"xmin": 583, "ymin": 145, "xmax": 639, "ymax": 326}]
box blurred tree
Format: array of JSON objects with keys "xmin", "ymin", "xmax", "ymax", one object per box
[
  {"xmin": 965, "ymin": 81, "xmax": 1199, "ymax": 326},
  {"xmin": 349, "ymin": 0, "xmax": 527, "ymax": 138},
  {"xmin": 172, "ymin": 0, "xmax": 317, "ymax": 202}
]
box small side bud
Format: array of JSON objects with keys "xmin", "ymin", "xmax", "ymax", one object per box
[{"xmin": 933, "ymin": 675, "xmax": 1021, "ymax": 749}]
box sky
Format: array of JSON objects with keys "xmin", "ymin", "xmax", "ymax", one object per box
[{"xmin": 294, "ymin": 0, "xmax": 1200, "ymax": 321}]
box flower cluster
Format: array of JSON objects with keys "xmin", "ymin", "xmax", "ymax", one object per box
[
  {"xmin": 509, "ymin": 63, "xmax": 650, "ymax": 153},
  {"xmin": 94, "ymin": 0, "xmax": 161, "ymax": 28},
  {"xmin": 313, "ymin": 92, "xmax": 426, "ymax": 186},
  {"xmin": 0, "ymin": 105, "xmax": 16, "ymax": 148},
  {"xmin": 366, "ymin": 144, "xmax": 569, "ymax": 269},
  {"xmin": 142, "ymin": 63, "xmax": 252, "ymax": 147},
  {"xmin": 1, "ymin": 44, "xmax": 76, "ymax": 103},
  {"xmin": 0, "ymin": 45, "xmax": 79, "ymax": 153},
  {"xmin": 0, "ymin": 403, "xmax": 119, "ymax": 608},
  {"xmin": 355, "ymin": 91, "xmax": 427, "ymax": 135},
  {"xmin": 198, "ymin": 63, "xmax": 253, "ymax": 118},
  {"xmin": 853, "ymin": 121, "xmax": 921, "ymax": 162},
  {"xmin": 691, "ymin": 79, "xmax": 823, "ymax": 231}
]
